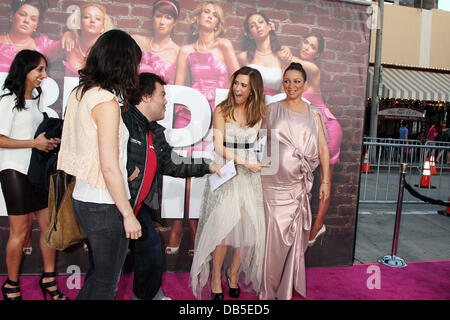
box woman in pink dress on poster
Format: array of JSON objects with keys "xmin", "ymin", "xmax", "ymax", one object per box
[
  {"xmin": 291, "ymin": 32, "xmax": 343, "ymax": 245},
  {"xmin": 131, "ymin": 0, "xmax": 188, "ymax": 135},
  {"xmin": 63, "ymin": 3, "xmax": 114, "ymax": 77},
  {"xmin": 175, "ymin": 2, "xmax": 239, "ymax": 112},
  {"xmin": 131, "ymin": 0, "xmax": 180, "ymax": 84},
  {"xmin": 168, "ymin": 1, "xmax": 240, "ymax": 256},
  {"xmin": 0, "ymin": 0, "xmax": 61, "ymax": 73}
]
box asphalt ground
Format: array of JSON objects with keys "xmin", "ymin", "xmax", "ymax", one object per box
[{"xmin": 354, "ymin": 202, "xmax": 450, "ymax": 264}]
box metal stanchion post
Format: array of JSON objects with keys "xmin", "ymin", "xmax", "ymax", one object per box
[{"xmin": 378, "ymin": 163, "xmax": 408, "ymax": 268}]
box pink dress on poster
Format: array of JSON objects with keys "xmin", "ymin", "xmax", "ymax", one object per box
[
  {"xmin": 139, "ymin": 51, "xmax": 176, "ymax": 84},
  {"xmin": 182, "ymin": 51, "xmax": 230, "ymax": 152},
  {"xmin": 302, "ymin": 91, "xmax": 342, "ymax": 164},
  {"xmin": 0, "ymin": 36, "xmax": 60, "ymax": 72},
  {"xmin": 139, "ymin": 51, "xmax": 192, "ymax": 132},
  {"xmin": 188, "ymin": 51, "xmax": 229, "ymax": 110}
]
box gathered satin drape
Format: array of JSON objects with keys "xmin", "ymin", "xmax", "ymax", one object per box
[{"xmin": 259, "ymin": 101, "xmax": 325, "ymax": 300}]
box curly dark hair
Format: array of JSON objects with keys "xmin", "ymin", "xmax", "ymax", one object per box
[
  {"xmin": 76, "ymin": 29, "xmax": 142, "ymax": 111},
  {"xmin": 1, "ymin": 49, "xmax": 47, "ymax": 111}
]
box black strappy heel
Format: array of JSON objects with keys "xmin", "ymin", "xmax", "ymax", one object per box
[
  {"xmin": 1, "ymin": 278, "xmax": 22, "ymax": 300},
  {"xmin": 39, "ymin": 272, "xmax": 68, "ymax": 300}
]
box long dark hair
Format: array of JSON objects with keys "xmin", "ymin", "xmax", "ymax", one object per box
[
  {"xmin": 217, "ymin": 66, "xmax": 265, "ymax": 128},
  {"xmin": 1, "ymin": 49, "xmax": 47, "ymax": 111},
  {"xmin": 76, "ymin": 29, "xmax": 142, "ymax": 110},
  {"xmin": 242, "ymin": 12, "xmax": 281, "ymax": 63}
]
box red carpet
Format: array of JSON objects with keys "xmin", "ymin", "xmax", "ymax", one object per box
[{"xmin": 1, "ymin": 261, "xmax": 449, "ymax": 300}]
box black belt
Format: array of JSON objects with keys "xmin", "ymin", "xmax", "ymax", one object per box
[{"xmin": 223, "ymin": 141, "xmax": 254, "ymax": 149}]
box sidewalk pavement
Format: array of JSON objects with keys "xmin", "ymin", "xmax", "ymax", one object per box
[{"xmin": 354, "ymin": 202, "xmax": 450, "ymax": 264}]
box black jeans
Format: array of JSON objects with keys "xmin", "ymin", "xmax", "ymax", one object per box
[
  {"xmin": 130, "ymin": 205, "xmax": 163, "ymax": 299},
  {"xmin": 72, "ymin": 199, "xmax": 129, "ymax": 300}
]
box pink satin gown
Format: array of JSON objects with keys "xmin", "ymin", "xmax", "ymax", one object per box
[
  {"xmin": 0, "ymin": 36, "xmax": 60, "ymax": 73},
  {"xmin": 139, "ymin": 50, "xmax": 176, "ymax": 84},
  {"xmin": 259, "ymin": 101, "xmax": 325, "ymax": 300},
  {"xmin": 182, "ymin": 51, "xmax": 230, "ymax": 153},
  {"xmin": 188, "ymin": 51, "xmax": 229, "ymax": 111},
  {"xmin": 138, "ymin": 51, "xmax": 192, "ymax": 131},
  {"xmin": 302, "ymin": 91, "xmax": 342, "ymax": 164}
]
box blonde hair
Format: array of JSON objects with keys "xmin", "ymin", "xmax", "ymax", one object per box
[
  {"xmin": 67, "ymin": 3, "xmax": 114, "ymax": 44},
  {"xmin": 190, "ymin": 2, "xmax": 226, "ymax": 41},
  {"xmin": 218, "ymin": 66, "xmax": 266, "ymax": 128}
]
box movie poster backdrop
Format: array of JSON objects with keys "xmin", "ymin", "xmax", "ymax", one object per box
[{"xmin": 0, "ymin": 0, "xmax": 371, "ymax": 274}]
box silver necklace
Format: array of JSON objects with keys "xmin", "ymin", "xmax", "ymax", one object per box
[
  {"xmin": 255, "ymin": 49, "xmax": 272, "ymax": 56},
  {"xmin": 196, "ymin": 39, "xmax": 214, "ymax": 52},
  {"xmin": 78, "ymin": 44, "xmax": 87, "ymax": 58},
  {"xmin": 150, "ymin": 38, "xmax": 170, "ymax": 53},
  {"xmin": 6, "ymin": 33, "xmax": 32, "ymax": 48}
]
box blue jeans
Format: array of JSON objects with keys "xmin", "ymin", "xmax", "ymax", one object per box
[
  {"xmin": 72, "ymin": 199, "xmax": 129, "ymax": 300},
  {"xmin": 130, "ymin": 205, "xmax": 163, "ymax": 300}
]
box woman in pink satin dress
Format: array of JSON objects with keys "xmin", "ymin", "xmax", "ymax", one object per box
[
  {"xmin": 169, "ymin": 1, "xmax": 239, "ymax": 256},
  {"xmin": 292, "ymin": 32, "xmax": 342, "ymax": 245},
  {"xmin": 0, "ymin": 0, "xmax": 62, "ymax": 73},
  {"xmin": 175, "ymin": 2, "xmax": 239, "ymax": 109},
  {"xmin": 132, "ymin": 0, "xmax": 187, "ymax": 134},
  {"xmin": 259, "ymin": 63, "xmax": 330, "ymax": 300},
  {"xmin": 132, "ymin": 0, "xmax": 180, "ymax": 85}
]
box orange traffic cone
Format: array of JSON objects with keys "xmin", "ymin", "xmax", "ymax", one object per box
[
  {"xmin": 419, "ymin": 157, "xmax": 431, "ymax": 187},
  {"xmin": 430, "ymin": 155, "xmax": 437, "ymax": 175},
  {"xmin": 362, "ymin": 149, "xmax": 371, "ymax": 173},
  {"xmin": 438, "ymin": 196, "xmax": 450, "ymax": 217}
]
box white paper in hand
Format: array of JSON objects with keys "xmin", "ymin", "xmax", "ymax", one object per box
[
  {"xmin": 209, "ymin": 160, "xmax": 237, "ymax": 191},
  {"xmin": 254, "ymin": 136, "xmax": 267, "ymax": 163}
]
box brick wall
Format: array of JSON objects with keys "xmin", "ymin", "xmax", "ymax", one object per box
[{"xmin": 0, "ymin": 0, "xmax": 370, "ymax": 269}]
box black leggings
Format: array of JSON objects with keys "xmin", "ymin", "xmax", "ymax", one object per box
[{"xmin": 0, "ymin": 169, "xmax": 47, "ymax": 215}]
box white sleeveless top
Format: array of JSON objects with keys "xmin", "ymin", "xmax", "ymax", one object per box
[{"xmin": 249, "ymin": 64, "xmax": 282, "ymax": 93}]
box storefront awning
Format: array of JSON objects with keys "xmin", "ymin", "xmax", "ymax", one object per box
[{"xmin": 368, "ymin": 66, "xmax": 450, "ymax": 102}]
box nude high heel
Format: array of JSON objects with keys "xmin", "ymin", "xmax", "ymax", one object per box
[
  {"xmin": 308, "ymin": 225, "xmax": 326, "ymax": 247},
  {"xmin": 165, "ymin": 233, "xmax": 183, "ymax": 255}
]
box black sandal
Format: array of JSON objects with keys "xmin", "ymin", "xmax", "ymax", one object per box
[
  {"xmin": 39, "ymin": 272, "xmax": 68, "ymax": 300},
  {"xmin": 1, "ymin": 278, "xmax": 22, "ymax": 300}
]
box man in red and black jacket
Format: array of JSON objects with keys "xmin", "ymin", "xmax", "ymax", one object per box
[{"xmin": 122, "ymin": 73, "xmax": 222, "ymax": 300}]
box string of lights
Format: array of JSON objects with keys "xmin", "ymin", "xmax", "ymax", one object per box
[{"xmin": 367, "ymin": 98, "xmax": 450, "ymax": 112}]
